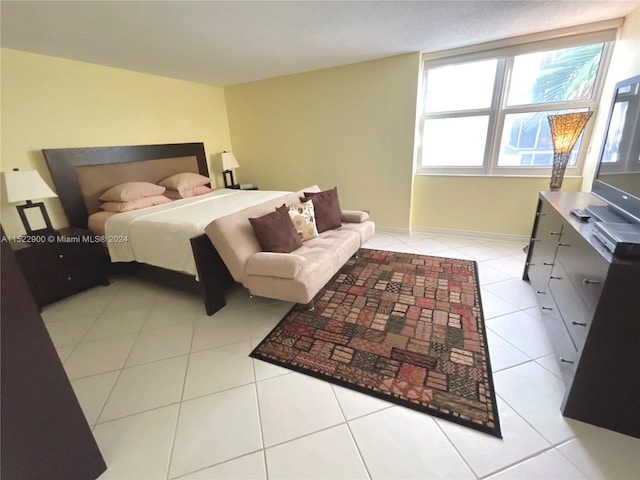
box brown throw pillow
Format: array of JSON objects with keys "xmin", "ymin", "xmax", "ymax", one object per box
[
  {"xmin": 249, "ymin": 207, "xmax": 303, "ymax": 253},
  {"xmin": 304, "ymin": 187, "xmax": 342, "ymax": 233}
]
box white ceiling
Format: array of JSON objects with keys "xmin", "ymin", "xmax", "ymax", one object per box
[{"xmin": 1, "ymin": 1, "xmax": 637, "ymax": 86}]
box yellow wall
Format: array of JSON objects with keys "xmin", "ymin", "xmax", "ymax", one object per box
[
  {"xmin": 582, "ymin": 6, "xmax": 640, "ymax": 190},
  {"xmin": 224, "ymin": 53, "xmax": 421, "ymax": 229},
  {"xmin": 0, "ymin": 48, "xmax": 231, "ymax": 236},
  {"xmin": 411, "ymin": 176, "xmax": 582, "ymax": 236},
  {"xmin": 224, "ymin": 17, "xmax": 638, "ymax": 237}
]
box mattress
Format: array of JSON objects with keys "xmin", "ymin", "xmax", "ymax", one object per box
[{"xmin": 104, "ymin": 189, "xmax": 290, "ymax": 276}]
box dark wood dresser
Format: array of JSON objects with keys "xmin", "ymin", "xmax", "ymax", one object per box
[
  {"xmin": 1, "ymin": 228, "xmax": 107, "ymax": 479},
  {"xmin": 10, "ymin": 227, "xmax": 109, "ymax": 309},
  {"xmin": 524, "ymin": 191, "xmax": 640, "ymax": 438}
]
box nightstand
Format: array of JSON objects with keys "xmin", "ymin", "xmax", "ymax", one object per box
[
  {"xmin": 226, "ymin": 183, "xmax": 258, "ymax": 190},
  {"xmin": 10, "ymin": 227, "xmax": 109, "ymax": 309}
]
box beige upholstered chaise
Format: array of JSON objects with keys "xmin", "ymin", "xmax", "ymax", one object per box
[{"xmin": 205, "ymin": 186, "xmax": 375, "ymax": 305}]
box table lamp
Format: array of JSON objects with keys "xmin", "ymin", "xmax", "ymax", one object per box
[
  {"xmin": 219, "ymin": 151, "xmax": 240, "ymax": 188},
  {"xmin": 3, "ymin": 168, "xmax": 58, "ymax": 235},
  {"xmin": 548, "ymin": 111, "xmax": 593, "ymax": 191}
]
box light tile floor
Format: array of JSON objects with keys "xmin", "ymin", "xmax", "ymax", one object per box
[{"xmin": 41, "ymin": 232, "xmax": 640, "ymax": 480}]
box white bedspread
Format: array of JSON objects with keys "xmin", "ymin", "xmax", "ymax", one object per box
[{"xmin": 104, "ymin": 189, "xmax": 290, "ymax": 275}]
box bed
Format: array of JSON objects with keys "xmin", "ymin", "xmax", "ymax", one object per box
[{"xmin": 42, "ymin": 142, "xmax": 278, "ymax": 315}]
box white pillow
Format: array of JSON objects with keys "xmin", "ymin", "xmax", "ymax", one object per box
[{"xmin": 283, "ymin": 199, "xmax": 319, "ymax": 241}]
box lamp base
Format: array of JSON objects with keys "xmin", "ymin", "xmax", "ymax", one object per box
[
  {"xmin": 549, "ymin": 151, "xmax": 571, "ymax": 192},
  {"xmin": 223, "ymin": 170, "xmax": 235, "ymax": 188},
  {"xmin": 17, "ymin": 201, "xmax": 55, "ymax": 237}
]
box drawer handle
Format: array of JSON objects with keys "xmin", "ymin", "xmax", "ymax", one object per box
[
  {"xmin": 58, "ymin": 254, "xmax": 64, "ymax": 259},
  {"xmin": 541, "ymin": 306, "xmax": 553, "ymax": 311},
  {"xmin": 572, "ymin": 321, "xmax": 587, "ymax": 327},
  {"xmin": 558, "ymin": 242, "xmax": 570, "ymax": 247},
  {"xmin": 582, "ymin": 278, "xmax": 600, "ymax": 285},
  {"xmin": 67, "ymin": 276, "xmax": 72, "ymax": 281},
  {"xmin": 559, "ymin": 357, "xmax": 575, "ymax": 364},
  {"xmin": 536, "ymin": 290, "xmax": 546, "ymax": 295},
  {"xmin": 543, "ymin": 262, "xmax": 554, "ymax": 266},
  {"xmin": 549, "ymin": 275, "xmax": 562, "ymax": 280},
  {"xmin": 549, "ymin": 231, "xmax": 561, "ymax": 236},
  {"xmin": 531, "ymin": 238, "xmax": 540, "ymax": 243},
  {"xmin": 536, "ymin": 212, "xmax": 547, "ymax": 217},
  {"xmin": 526, "ymin": 262, "xmax": 535, "ymax": 266}
]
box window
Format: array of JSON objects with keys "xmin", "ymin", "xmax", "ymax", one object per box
[{"xmin": 417, "ymin": 29, "xmax": 616, "ymax": 176}]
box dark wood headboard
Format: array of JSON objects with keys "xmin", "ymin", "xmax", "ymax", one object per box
[{"xmin": 43, "ymin": 143, "xmax": 209, "ymax": 228}]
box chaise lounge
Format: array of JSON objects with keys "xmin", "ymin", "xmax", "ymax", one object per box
[{"xmin": 205, "ymin": 185, "xmax": 375, "ymax": 306}]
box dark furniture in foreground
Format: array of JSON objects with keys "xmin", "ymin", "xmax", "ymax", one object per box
[
  {"xmin": 1, "ymin": 228, "xmax": 106, "ymax": 480},
  {"xmin": 524, "ymin": 191, "xmax": 640, "ymax": 438},
  {"xmin": 42, "ymin": 143, "xmax": 234, "ymax": 315},
  {"xmin": 10, "ymin": 227, "xmax": 109, "ymax": 309}
]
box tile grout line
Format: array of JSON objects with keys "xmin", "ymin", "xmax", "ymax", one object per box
[
  {"xmin": 65, "ymin": 282, "xmax": 145, "ymax": 428},
  {"xmin": 89, "ymin": 294, "xmax": 158, "ymax": 430},
  {"xmin": 246, "ymin": 310, "xmax": 270, "ymax": 480},
  {"xmin": 172, "ymin": 449, "xmax": 266, "ymax": 480},
  {"xmin": 328, "ymin": 385, "xmax": 373, "ymax": 480},
  {"xmin": 153, "ymin": 294, "xmax": 293, "ymax": 480},
  {"xmin": 251, "ymin": 374, "xmax": 269, "ymax": 480},
  {"xmin": 430, "ymin": 415, "xmax": 481, "ymax": 479},
  {"xmin": 552, "ymin": 433, "xmax": 599, "ymax": 480},
  {"xmin": 54, "ymin": 281, "xmax": 125, "ymax": 366},
  {"xmin": 164, "ymin": 300, "xmax": 201, "ymax": 480}
]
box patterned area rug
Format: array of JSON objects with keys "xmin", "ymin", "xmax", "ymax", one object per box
[{"xmin": 250, "ymin": 248, "xmax": 502, "ymax": 438}]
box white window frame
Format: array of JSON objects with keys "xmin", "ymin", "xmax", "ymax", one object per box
[{"xmin": 416, "ymin": 23, "xmax": 619, "ymax": 177}]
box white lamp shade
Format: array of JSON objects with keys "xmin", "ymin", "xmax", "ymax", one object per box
[
  {"xmin": 4, "ymin": 169, "xmax": 58, "ymax": 203},
  {"xmin": 219, "ymin": 151, "xmax": 240, "ymax": 171}
]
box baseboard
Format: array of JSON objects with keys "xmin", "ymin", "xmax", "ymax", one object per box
[
  {"xmin": 375, "ymin": 226, "xmax": 412, "ymax": 235},
  {"xmin": 410, "ymin": 226, "xmax": 529, "ymax": 244}
]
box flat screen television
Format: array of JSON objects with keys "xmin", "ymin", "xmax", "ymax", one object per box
[{"xmin": 588, "ymin": 74, "xmax": 640, "ymax": 224}]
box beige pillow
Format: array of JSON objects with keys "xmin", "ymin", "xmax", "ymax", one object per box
[
  {"xmin": 99, "ymin": 182, "xmax": 165, "ymax": 202},
  {"xmin": 278, "ymin": 200, "xmax": 319, "ymax": 241},
  {"xmin": 158, "ymin": 172, "xmax": 211, "ymax": 193},
  {"xmin": 164, "ymin": 185, "xmax": 213, "ymax": 200},
  {"xmin": 100, "ymin": 195, "xmax": 171, "ymax": 213}
]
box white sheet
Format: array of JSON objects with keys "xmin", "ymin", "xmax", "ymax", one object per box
[{"xmin": 104, "ymin": 189, "xmax": 290, "ymax": 275}]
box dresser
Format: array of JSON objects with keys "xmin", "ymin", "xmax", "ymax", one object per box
[
  {"xmin": 10, "ymin": 227, "xmax": 109, "ymax": 309},
  {"xmin": 524, "ymin": 191, "xmax": 640, "ymax": 438},
  {"xmin": 1, "ymin": 229, "xmax": 106, "ymax": 479}
]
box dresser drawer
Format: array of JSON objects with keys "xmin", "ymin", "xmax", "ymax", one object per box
[
  {"xmin": 11, "ymin": 231, "xmax": 109, "ymax": 308},
  {"xmin": 57, "ymin": 243, "xmax": 104, "ymax": 289},
  {"xmin": 526, "ymin": 207, "xmax": 563, "ymax": 291},
  {"xmin": 538, "ymin": 295, "xmax": 578, "ymax": 385},
  {"xmin": 526, "ymin": 262, "xmax": 552, "ymax": 296},
  {"xmin": 548, "ymin": 263, "xmax": 591, "ymax": 351},
  {"xmin": 531, "ymin": 219, "xmax": 562, "ymax": 265},
  {"xmin": 555, "ymin": 226, "xmax": 608, "ymax": 310},
  {"xmin": 14, "ymin": 245, "xmax": 70, "ymax": 305}
]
